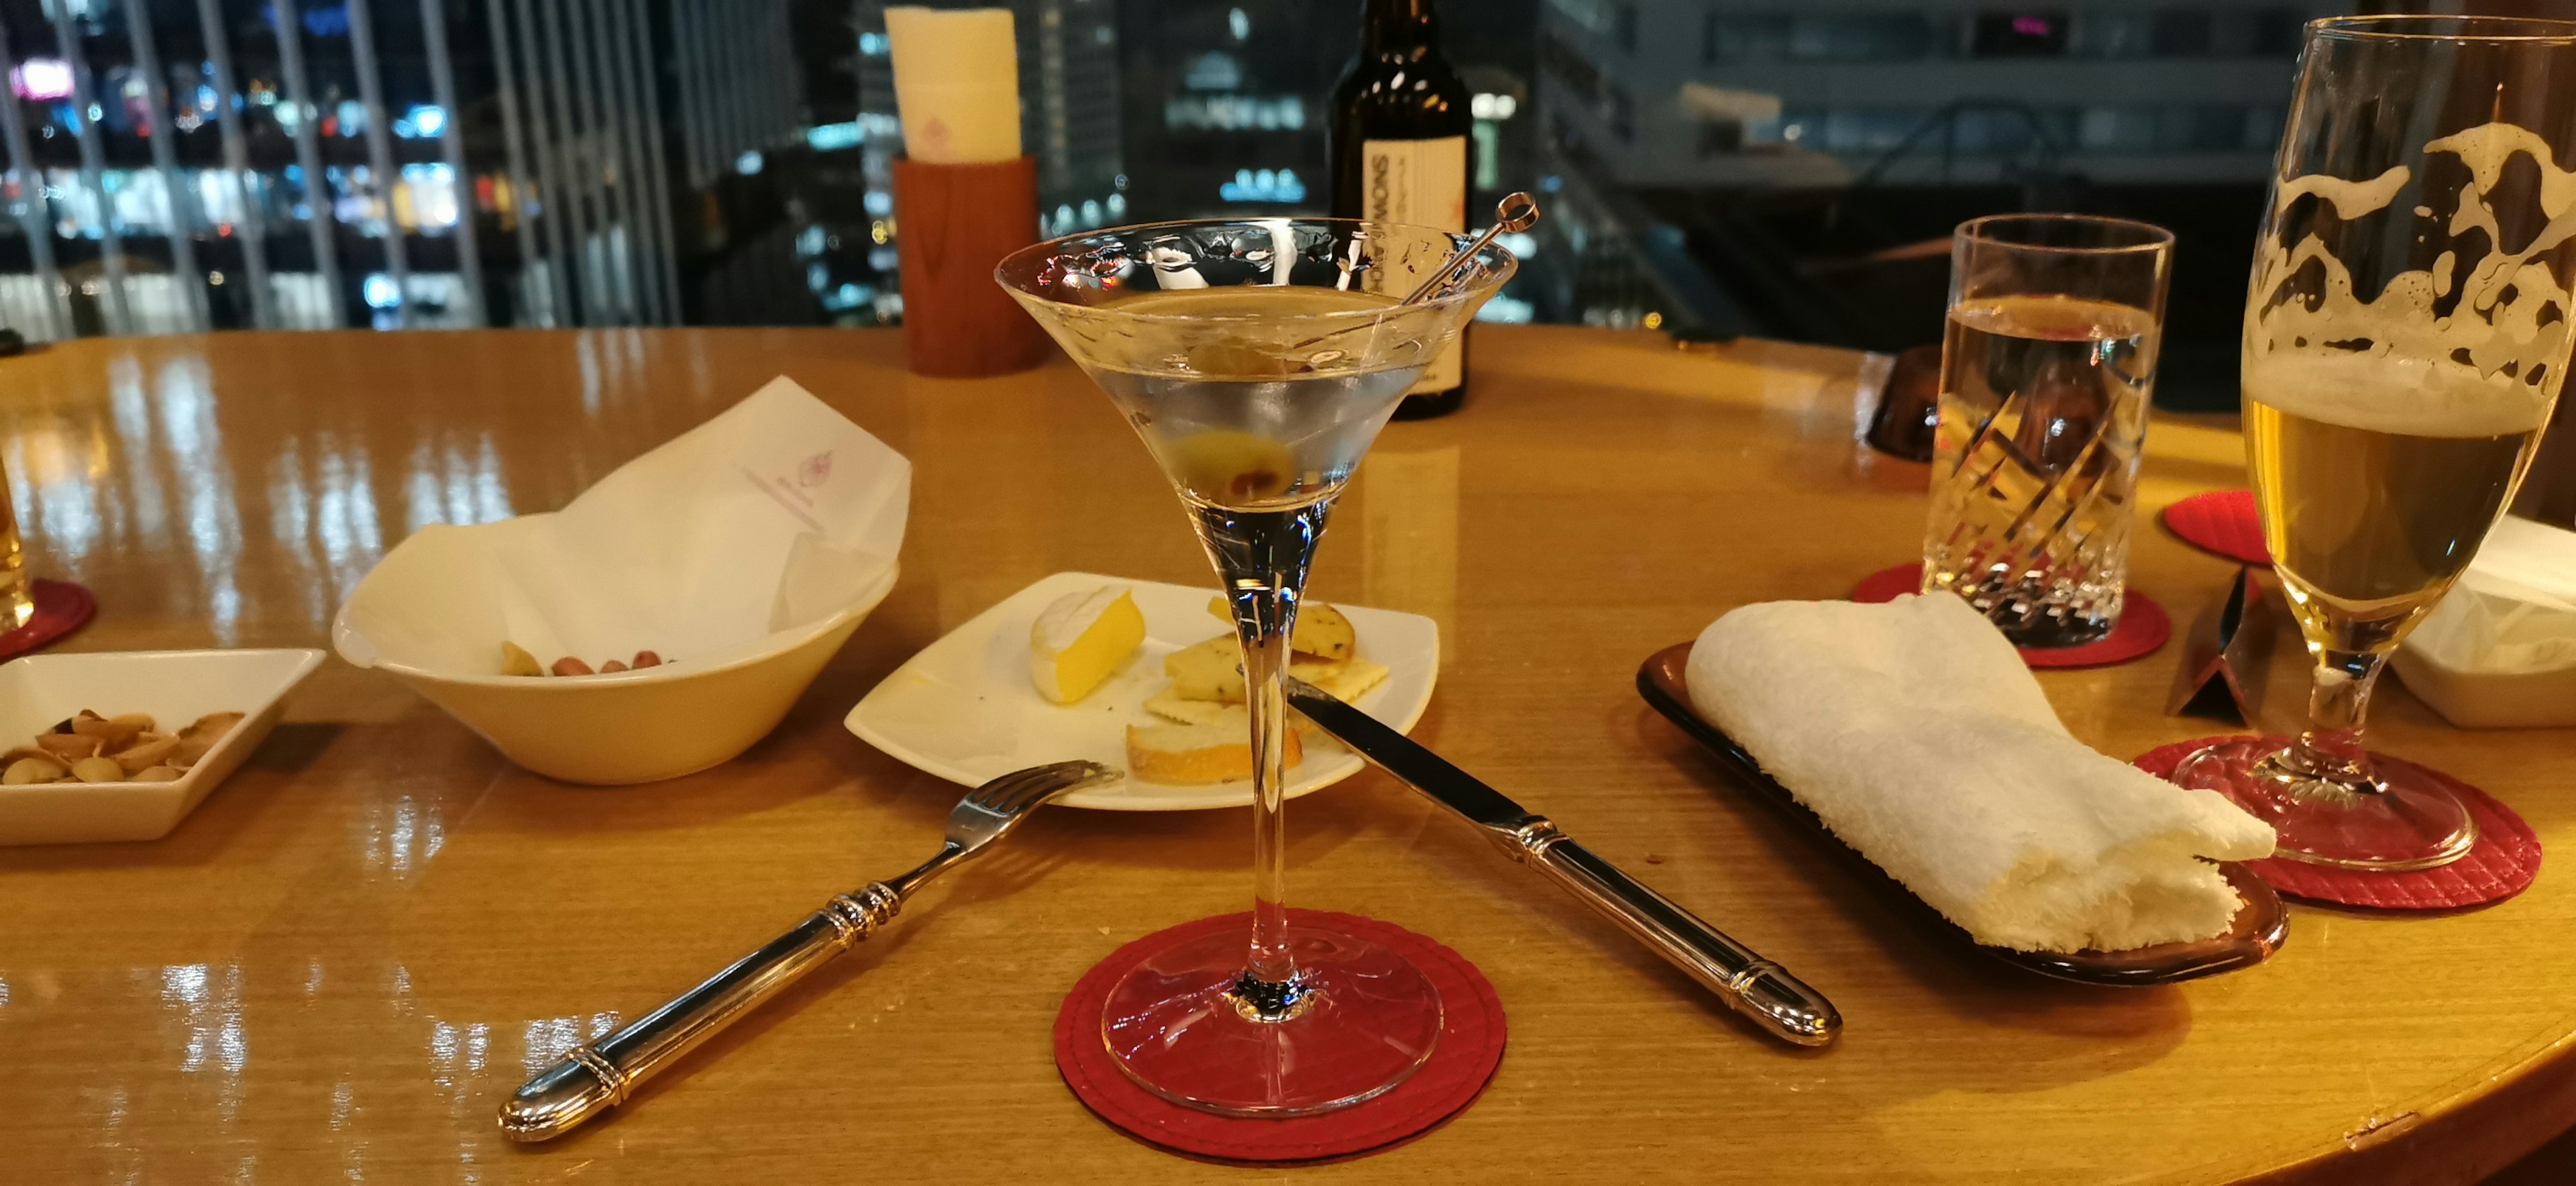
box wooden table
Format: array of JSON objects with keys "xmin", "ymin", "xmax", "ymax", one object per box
[{"xmin": 1, "ymin": 327, "xmax": 2569, "ymax": 1184}]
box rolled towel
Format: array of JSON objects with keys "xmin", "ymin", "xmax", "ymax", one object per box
[{"xmin": 1686, "ymin": 594, "xmax": 2275, "ymax": 954}]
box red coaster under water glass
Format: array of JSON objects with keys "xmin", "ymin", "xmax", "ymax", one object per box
[
  {"xmin": 2133, "ymin": 736, "xmax": 2542, "ymax": 910},
  {"xmin": 0, "ymin": 580, "xmax": 96, "ymax": 662},
  {"xmin": 1852, "ymin": 563, "xmax": 2171, "ymax": 669},
  {"xmin": 2161, "ymin": 490, "xmax": 2271, "ymax": 566},
  {"xmin": 1055, "ymin": 909, "xmax": 1507, "ymax": 1167}
]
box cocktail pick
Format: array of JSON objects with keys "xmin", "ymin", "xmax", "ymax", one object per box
[{"xmin": 1402, "ymin": 193, "xmax": 1542, "ymax": 305}]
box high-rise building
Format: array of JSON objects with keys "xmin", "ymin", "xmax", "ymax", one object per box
[
  {"xmin": 0, "ymin": 0, "xmax": 1118, "ymax": 338},
  {"xmin": 1115, "ymin": 0, "xmax": 1537, "ymax": 223},
  {"xmin": 774, "ymin": 0, "xmax": 1124, "ymax": 326},
  {"xmin": 1541, "ymin": 0, "xmax": 2318, "ymax": 188}
]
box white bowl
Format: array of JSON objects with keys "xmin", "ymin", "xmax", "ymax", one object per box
[
  {"xmin": 2391, "ymin": 645, "xmax": 2576, "ymax": 729},
  {"xmin": 335, "ymin": 565, "xmax": 898, "ymax": 786},
  {"xmin": 0, "ymin": 649, "xmax": 323, "ymax": 846}
]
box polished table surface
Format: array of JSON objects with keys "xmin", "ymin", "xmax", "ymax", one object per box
[{"xmin": 1, "ymin": 327, "xmax": 2571, "ymax": 1184}]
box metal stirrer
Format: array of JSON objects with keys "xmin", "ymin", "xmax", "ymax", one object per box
[
  {"xmin": 1279, "ymin": 194, "xmax": 1543, "ymax": 358},
  {"xmin": 1401, "ymin": 192, "xmax": 1542, "ymax": 305}
]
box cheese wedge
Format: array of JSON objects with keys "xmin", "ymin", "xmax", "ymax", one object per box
[
  {"xmin": 1204, "ymin": 596, "xmax": 1356, "ymax": 660},
  {"xmin": 1029, "ymin": 586, "xmax": 1146, "ymax": 704},
  {"xmin": 1126, "ymin": 705, "xmax": 1306, "ymax": 784}
]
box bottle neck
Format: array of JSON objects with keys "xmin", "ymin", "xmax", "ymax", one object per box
[{"xmin": 1362, "ymin": 0, "xmax": 1440, "ymax": 58}]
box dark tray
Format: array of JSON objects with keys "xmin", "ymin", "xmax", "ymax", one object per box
[{"xmin": 1637, "ymin": 643, "xmax": 2287, "ymax": 986}]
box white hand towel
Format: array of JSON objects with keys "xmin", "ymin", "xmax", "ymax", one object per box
[{"xmin": 1685, "ymin": 594, "xmax": 2275, "ymax": 953}]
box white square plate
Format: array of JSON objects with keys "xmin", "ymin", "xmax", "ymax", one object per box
[
  {"xmin": 0, "ymin": 649, "xmax": 325, "ymax": 845},
  {"xmin": 847, "ymin": 572, "xmax": 1437, "ymax": 810}
]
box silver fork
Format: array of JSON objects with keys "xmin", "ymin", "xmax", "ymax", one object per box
[{"xmin": 498, "ymin": 759, "xmax": 1120, "ymax": 1142}]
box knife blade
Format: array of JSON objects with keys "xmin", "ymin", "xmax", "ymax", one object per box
[{"xmin": 1287, "ymin": 678, "xmax": 1841, "ymax": 1046}]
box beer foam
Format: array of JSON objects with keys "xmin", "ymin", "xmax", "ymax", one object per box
[
  {"xmin": 2245, "ymin": 350, "xmax": 2553, "ymax": 438},
  {"xmin": 2247, "ymin": 121, "xmax": 2575, "ymax": 434}
]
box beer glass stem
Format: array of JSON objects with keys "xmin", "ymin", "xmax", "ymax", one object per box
[{"xmin": 2282, "ymin": 646, "xmax": 2385, "ymax": 790}]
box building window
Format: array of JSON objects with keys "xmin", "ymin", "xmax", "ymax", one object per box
[
  {"xmin": 1707, "ymin": 14, "xmax": 1936, "ymax": 63},
  {"xmin": 1971, "ymin": 11, "xmax": 2070, "ymax": 58},
  {"xmin": 2163, "ymin": 103, "xmax": 2245, "ymax": 152},
  {"xmin": 2251, "ymin": 7, "xmax": 2305, "ymax": 56},
  {"xmin": 1706, "ymin": 15, "xmax": 1792, "ymax": 64},
  {"xmin": 2150, "ymin": 11, "xmax": 2214, "ymax": 57}
]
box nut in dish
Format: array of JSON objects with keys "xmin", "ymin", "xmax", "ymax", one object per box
[
  {"xmin": 2, "ymin": 710, "xmax": 244, "ymax": 786},
  {"xmin": 502, "ymin": 643, "xmax": 667, "ymax": 678}
]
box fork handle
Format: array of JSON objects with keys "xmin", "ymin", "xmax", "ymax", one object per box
[{"xmin": 497, "ymin": 883, "xmax": 904, "ymax": 1142}]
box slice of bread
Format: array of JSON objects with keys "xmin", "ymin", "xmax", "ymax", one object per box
[
  {"xmin": 1205, "ymin": 596, "xmax": 1356, "ymax": 659},
  {"xmin": 1144, "ymin": 686, "xmax": 1233, "ymax": 725},
  {"xmin": 1126, "ymin": 706, "xmax": 1306, "ymax": 784},
  {"xmin": 1303, "ymin": 657, "xmax": 1389, "ymax": 702},
  {"xmin": 1163, "ymin": 636, "xmax": 1377, "ymax": 704}
]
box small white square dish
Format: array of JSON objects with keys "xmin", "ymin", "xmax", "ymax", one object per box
[
  {"xmin": 0, "ymin": 648, "xmax": 324, "ymax": 845},
  {"xmin": 847, "ymin": 572, "xmax": 1437, "ymax": 811}
]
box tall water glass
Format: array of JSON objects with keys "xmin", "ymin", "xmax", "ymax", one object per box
[
  {"xmin": 1922, "ymin": 215, "xmax": 2174, "ymax": 647},
  {"xmin": 2174, "ymin": 16, "xmax": 2576, "ymax": 870}
]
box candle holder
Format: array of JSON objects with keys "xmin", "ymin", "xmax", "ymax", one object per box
[{"xmin": 892, "ymin": 155, "xmax": 1050, "ymax": 378}]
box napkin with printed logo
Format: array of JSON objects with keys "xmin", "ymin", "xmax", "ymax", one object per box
[{"xmin": 335, "ymin": 377, "xmax": 908, "ymax": 676}]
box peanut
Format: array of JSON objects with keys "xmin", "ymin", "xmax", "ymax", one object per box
[
  {"xmin": 70, "ymin": 756, "xmax": 125, "ymax": 783},
  {"xmin": 4, "ymin": 756, "xmax": 64, "ymax": 784}
]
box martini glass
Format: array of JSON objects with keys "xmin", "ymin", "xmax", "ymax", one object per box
[{"xmin": 998, "ymin": 218, "xmax": 1515, "ymax": 1116}]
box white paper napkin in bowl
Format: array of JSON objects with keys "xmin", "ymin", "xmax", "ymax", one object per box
[
  {"xmin": 2394, "ymin": 517, "xmax": 2576, "ymax": 727},
  {"xmin": 337, "ymin": 377, "xmax": 910, "ymax": 678}
]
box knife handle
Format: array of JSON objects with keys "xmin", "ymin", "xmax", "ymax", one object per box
[
  {"xmin": 496, "ymin": 883, "xmax": 904, "ymax": 1142},
  {"xmin": 1513, "ymin": 822, "xmax": 1841, "ymax": 1046}
]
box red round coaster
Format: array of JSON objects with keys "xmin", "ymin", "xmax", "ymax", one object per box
[
  {"xmin": 2133, "ymin": 737, "xmax": 2542, "ymax": 910},
  {"xmin": 1851, "ymin": 563, "xmax": 2171, "ymax": 669},
  {"xmin": 1054, "ymin": 909, "xmax": 1506, "ymax": 1167},
  {"xmin": 0, "ymin": 580, "xmax": 95, "ymax": 661},
  {"xmin": 2161, "ymin": 490, "xmax": 2271, "ymax": 566}
]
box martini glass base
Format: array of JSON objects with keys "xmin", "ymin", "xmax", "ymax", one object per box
[
  {"xmin": 1100, "ymin": 922, "xmax": 1443, "ymax": 1117},
  {"xmin": 2171, "ymin": 738, "xmax": 2477, "ymax": 871}
]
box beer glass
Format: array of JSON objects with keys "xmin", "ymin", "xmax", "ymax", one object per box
[
  {"xmin": 0, "ymin": 458, "xmax": 30, "ymax": 630},
  {"xmin": 2175, "ymin": 16, "xmax": 2576, "ymax": 869},
  {"xmin": 1922, "ymin": 215, "xmax": 2173, "ymax": 646}
]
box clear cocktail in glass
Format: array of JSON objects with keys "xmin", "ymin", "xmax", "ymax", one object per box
[{"xmin": 998, "ymin": 218, "xmax": 1513, "ymax": 1115}]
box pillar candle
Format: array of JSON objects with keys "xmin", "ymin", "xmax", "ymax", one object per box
[{"xmin": 885, "ymin": 7, "xmax": 1022, "ymax": 164}]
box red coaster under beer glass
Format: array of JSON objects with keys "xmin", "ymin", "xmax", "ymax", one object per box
[
  {"xmin": 2161, "ymin": 490, "xmax": 2271, "ymax": 566},
  {"xmin": 1055, "ymin": 910, "xmax": 1507, "ymax": 1166},
  {"xmin": 2134, "ymin": 737, "xmax": 2540, "ymax": 910},
  {"xmin": 1852, "ymin": 563, "xmax": 2171, "ymax": 669},
  {"xmin": 0, "ymin": 580, "xmax": 96, "ymax": 661}
]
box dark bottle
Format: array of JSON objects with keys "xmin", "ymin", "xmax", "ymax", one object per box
[{"xmin": 1330, "ymin": 0, "xmax": 1472, "ymax": 419}]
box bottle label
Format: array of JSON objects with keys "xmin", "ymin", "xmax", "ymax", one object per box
[{"xmin": 1362, "ymin": 136, "xmax": 1468, "ymax": 394}]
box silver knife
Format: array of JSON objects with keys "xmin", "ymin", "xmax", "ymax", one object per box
[{"xmin": 1287, "ymin": 678, "xmax": 1841, "ymax": 1046}]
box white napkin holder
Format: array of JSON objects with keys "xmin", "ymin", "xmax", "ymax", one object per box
[{"xmin": 2394, "ymin": 517, "xmax": 2576, "ymax": 729}]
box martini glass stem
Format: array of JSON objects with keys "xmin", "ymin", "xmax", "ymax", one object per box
[
  {"xmin": 1193, "ymin": 496, "xmax": 1332, "ymax": 1014},
  {"xmin": 1238, "ymin": 588, "xmax": 1297, "ymax": 988}
]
